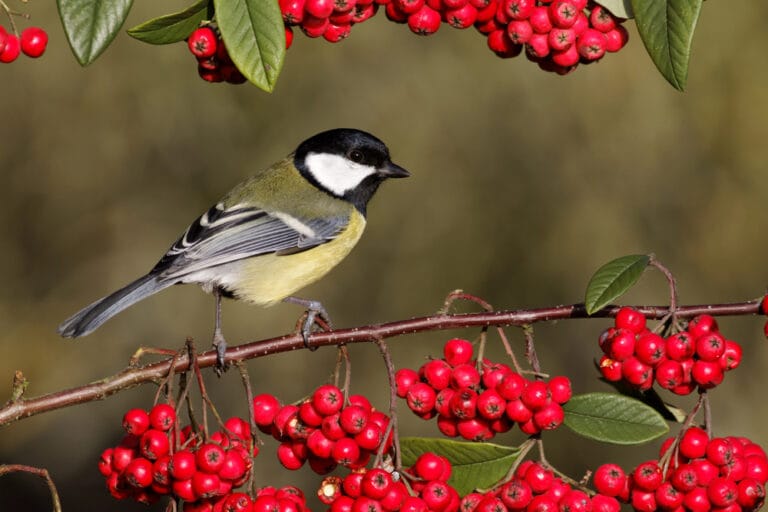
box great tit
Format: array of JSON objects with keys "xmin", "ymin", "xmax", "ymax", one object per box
[{"xmin": 58, "ymin": 128, "xmax": 410, "ymax": 369}]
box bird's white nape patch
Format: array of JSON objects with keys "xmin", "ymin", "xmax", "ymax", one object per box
[{"xmin": 304, "ymin": 152, "xmax": 377, "ymax": 196}]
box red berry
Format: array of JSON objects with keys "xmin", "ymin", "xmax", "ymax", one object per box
[
  {"xmin": 507, "ymin": 19, "xmax": 532, "ymax": 44},
  {"xmin": 738, "ymin": 478, "xmax": 766, "ymax": 509},
  {"xmin": 306, "ymin": 0, "xmax": 336, "ymax": 17},
  {"xmin": 598, "ymin": 356, "xmax": 622, "ymax": 382},
  {"xmin": 571, "ymin": 12, "xmax": 588, "ymax": 35},
  {"xmin": 576, "ymin": 28, "xmax": 607, "ymax": 60},
  {"xmin": 407, "ymin": 382, "xmax": 437, "ymax": 414},
  {"xmin": 692, "ymin": 360, "xmax": 724, "ymax": 388},
  {"xmin": 487, "ymin": 29, "xmax": 522, "ymax": 59},
  {"xmin": 170, "ymin": 450, "xmax": 198, "ymax": 480},
  {"xmin": 313, "ymin": 384, "xmax": 344, "ymax": 416},
  {"xmin": 548, "ymin": 0, "xmax": 578, "ymax": 28},
  {"xmin": 615, "ymin": 307, "xmax": 647, "ymax": 333},
  {"xmin": 666, "ymin": 332, "xmax": 695, "ymax": 361},
  {"xmin": 696, "ymin": 332, "xmax": 726, "ymax": 361},
  {"xmin": 521, "ymin": 380, "xmax": 549, "ymax": 411},
  {"xmin": 528, "ymin": 6, "xmax": 552, "ymax": 33},
  {"xmin": 720, "ymin": 340, "xmax": 743, "ymax": 371},
  {"xmin": 450, "ymin": 364, "xmax": 482, "ymax": 390},
  {"xmin": 476, "ymin": 389, "xmax": 506, "ymax": 420},
  {"xmin": 502, "ymin": 0, "xmax": 534, "ymax": 20},
  {"xmin": 192, "ymin": 471, "xmax": 220, "ymax": 499},
  {"xmin": 496, "ymin": 371, "xmax": 526, "ymax": 400},
  {"xmin": 621, "ymin": 357, "xmax": 653, "ymax": 389},
  {"xmin": 197, "ymin": 443, "xmax": 227, "ymax": 474},
  {"xmin": 407, "ymin": 5, "xmax": 441, "ymax": 34},
  {"xmin": 533, "ymin": 402, "xmax": 564, "ymax": 431},
  {"xmin": 603, "ymin": 25, "xmax": 628, "ymax": 52},
  {"xmin": 631, "ymin": 491, "xmax": 656, "ymax": 512},
  {"xmin": 331, "ymin": 437, "xmax": 360, "ymax": 466},
  {"xmin": 589, "ymin": 5, "xmax": 616, "ymax": 32},
  {"xmin": 0, "ymin": 34, "xmax": 21, "ymax": 63},
  {"xmin": 680, "ymin": 427, "xmax": 709, "ymax": 459},
  {"xmin": 688, "ymin": 315, "xmax": 718, "ymax": 338},
  {"xmin": 422, "ymin": 360, "xmax": 453, "ymax": 390},
  {"xmin": 444, "ymin": 339, "xmax": 474, "ymax": 366},
  {"xmin": 655, "ymin": 359, "xmax": 683, "ymax": 389},
  {"xmin": 20, "ymin": 27, "xmax": 48, "ymax": 58},
  {"xmin": 632, "ymin": 460, "xmax": 663, "ymax": 491},
  {"xmin": 449, "ymin": 388, "xmax": 478, "ymax": 419},
  {"xmin": 446, "ymin": 4, "xmax": 478, "ymax": 28},
  {"xmin": 149, "ymin": 403, "xmax": 176, "ymax": 431},
  {"xmin": 525, "ymin": 463, "xmax": 554, "ymax": 494},
  {"xmin": 414, "ymin": 452, "xmax": 448, "ymax": 481},
  {"xmin": 635, "ymin": 332, "xmax": 666, "ymax": 366},
  {"xmin": 123, "ymin": 408, "xmax": 151, "ymax": 436},
  {"xmin": 607, "ymin": 329, "xmax": 636, "ymax": 361},
  {"xmin": 547, "ymin": 376, "xmax": 572, "ymax": 404},
  {"xmin": 548, "ymin": 27, "xmax": 575, "ymax": 52},
  {"xmin": 140, "ymin": 429, "xmax": 170, "ymax": 460},
  {"xmin": 188, "ymin": 27, "xmax": 218, "ymax": 58},
  {"xmin": 219, "ymin": 449, "xmax": 248, "ymax": 481},
  {"xmin": 591, "ymin": 495, "xmax": 620, "ymax": 512},
  {"xmin": 395, "ymin": 368, "xmax": 420, "ymax": 398},
  {"xmin": 671, "ymin": 464, "xmax": 698, "ymax": 492},
  {"xmin": 692, "ymin": 458, "xmax": 719, "ymax": 486},
  {"xmin": 593, "ymin": 464, "xmax": 626, "ymax": 497},
  {"xmin": 498, "ymin": 479, "xmax": 532, "ymax": 509},
  {"xmin": 125, "ymin": 457, "xmax": 154, "ymax": 488},
  {"xmin": 362, "ymin": 468, "xmax": 393, "ymax": 500}
]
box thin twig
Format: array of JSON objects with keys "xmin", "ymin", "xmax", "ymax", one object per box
[
  {"xmin": 522, "ymin": 325, "xmax": 542, "ymax": 376},
  {"xmin": 0, "ymin": 464, "xmax": 62, "ymax": 511},
  {"xmin": 374, "ymin": 337, "xmax": 401, "ymax": 471}
]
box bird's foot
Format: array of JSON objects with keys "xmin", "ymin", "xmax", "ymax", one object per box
[
  {"xmin": 283, "ymin": 297, "xmax": 333, "ymax": 351},
  {"xmin": 212, "ymin": 330, "xmax": 229, "ymax": 376}
]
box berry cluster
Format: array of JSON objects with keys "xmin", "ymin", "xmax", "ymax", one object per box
[
  {"xmin": 598, "ymin": 308, "xmax": 743, "ymax": 395},
  {"xmin": 279, "ymin": 0, "xmax": 378, "ymax": 43},
  {"xmin": 187, "ymin": 26, "xmax": 247, "ymax": 84},
  {"xmin": 593, "ymin": 428, "xmax": 767, "ymax": 512},
  {"xmin": 252, "ymin": 387, "xmax": 393, "ymax": 475},
  {"xmin": 98, "ymin": 404, "xmax": 255, "ymax": 507},
  {"xmin": 396, "ymin": 338, "xmax": 572, "ymax": 440},
  {"xmin": 184, "ymin": 486, "xmax": 310, "ymax": 512},
  {"xmin": 318, "ymin": 452, "xmax": 460, "ymax": 512},
  {"xmin": 0, "ymin": 25, "xmax": 48, "ymax": 63},
  {"xmin": 277, "ymin": 0, "xmax": 628, "ymax": 75},
  {"xmin": 460, "ymin": 460, "xmax": 621, "ymax": 512}
]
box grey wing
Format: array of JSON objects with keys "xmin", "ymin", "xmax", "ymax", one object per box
[{"xmin": 153, "ymin": 202, "xmax": 349, "ymax": 280}]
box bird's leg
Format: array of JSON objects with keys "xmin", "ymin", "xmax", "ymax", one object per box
[
  {"xmin": 212, "ymin": 287, "xmax": 228, "ymax": 375},
  {"xmin": 283, "ymin": 296, "xmax": 333, "ymax": 351}
]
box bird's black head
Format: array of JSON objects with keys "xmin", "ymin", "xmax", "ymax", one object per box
[{"xmin": 294, "ymin": 128, "xmax": 410, "ymax": 215}]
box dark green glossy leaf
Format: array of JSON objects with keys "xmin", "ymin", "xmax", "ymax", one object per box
[
  {"xmin": 214, "ymin": 0, "xmax": 285, "ymax": 91},
  {"xmin": 630, "ymin": 0, "xmax": 703, "ymax": 91},
  {"xmin": 595, "ymin": 0, "xmax": 633, "ymax": 19},
  {"xmin": 563, "ymin": 393, "xmax": 669, "ymax": 444},
  {"xmin": 585, "ymin": 254, "xmax": 650, "ymax": 314},
  {"xmin": 128, "ymin": 0, "xmax": 210, "ymax": 45},
  {"xmin": 57, "ymin": 0, "xmax": 133, "ymax": 65},
  {"xmin": 400, "ymin": 437, "xmax": 521, "ymax": 495}
]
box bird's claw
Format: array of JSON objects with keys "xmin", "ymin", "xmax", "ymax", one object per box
[
  {"xmin": 284, "ymin": 297, "xmax": 332, "ymax": 351},
  {"xmin": 212, "ymin": 331, "xmax": 229, "ymax": 376}
]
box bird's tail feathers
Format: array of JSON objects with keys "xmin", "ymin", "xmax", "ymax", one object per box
[{"xmin": 57, "ymin": 274, "xmax": 174, "ymax": 338}]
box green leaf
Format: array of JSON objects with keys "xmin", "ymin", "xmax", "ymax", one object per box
[
  {"xmin": 584, "ymin": 254, "xmax": 650, "ymax": 314},
  {"xmin": 57, "ymin": 0, "xmax": 134, "ymax": 66},
  {"xmin": 630, "ymin": 0, "xmax": 703, "ymax": 91},
  {"xmin": 595, "ymin": 0, "xmax": 633, "ymax": 19},
  {"xmin": 400, "ymin": 437, "xmax": 521, "ymax": 495},
  {"xmin": 127, "ymin": 0, "xmax": 210, "ymax": 45},
  {"xmin": 563, "ymin": 392, "xmax": 669, "ymax": 444},
  {"xmin": 214, "ymin": 0, "xmax": 285, "ymax": 92}
]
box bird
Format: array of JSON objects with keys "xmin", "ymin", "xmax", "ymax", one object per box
[{"xmin": 58, "ymin": 128, "xmax": 410, "ymax": 371}]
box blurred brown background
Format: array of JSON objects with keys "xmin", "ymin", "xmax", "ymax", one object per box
[{"xmin": 1, "ymin": 0, "xmax": 767, "ymax": 510}]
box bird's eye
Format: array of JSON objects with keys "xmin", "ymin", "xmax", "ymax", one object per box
[{"xmin": 349, "ymin": 150, "xmax": 364, "ymax": 163}]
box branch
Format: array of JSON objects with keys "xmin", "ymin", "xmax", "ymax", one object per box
[{"xmin": 0, "ymin": 300, "xmax": 761, "ymax": 427}]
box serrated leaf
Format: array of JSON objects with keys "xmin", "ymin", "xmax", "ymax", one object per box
[
  {"xmin": 57, "ymin": 0, "xmax": 133, "ymax": 66},
  {"xmin": 128, "ymin": 0, "xmax": 210, "ymax": 45},
  {"xmin": 563, "ymin": 393, "xmax": 669, "ymax": 444},
  {"xmin": 595, "ymin": 0, "xmax": 633, "ymax": 19},
  {"xmin": 400, "ymin": 437, "xmax": 521, "ymax": 495},
  {"xmin": 630, "ymin": 0, "xmax": 703, "ymax": 91},
  {"xmin": 585, "ymin": 254, "xmax": 650, "ymax": 314},
  {"xmin": 214, "ymin": 0, "xmax": 285, "ymax": 92}
]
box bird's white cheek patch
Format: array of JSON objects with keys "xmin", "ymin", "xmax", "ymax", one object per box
[{"xmin": 305, "ymin": 152, "xmax": 377, "ymax": 196}]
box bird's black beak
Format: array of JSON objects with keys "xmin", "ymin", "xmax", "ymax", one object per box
[{"xmin": 378, "ymin": 160, "xmax": 410, "ymax": 178}]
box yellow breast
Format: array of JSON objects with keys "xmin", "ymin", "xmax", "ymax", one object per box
[{"xmin": 231, "ymin": 211, "xmax": 367, "ymax": 305}]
